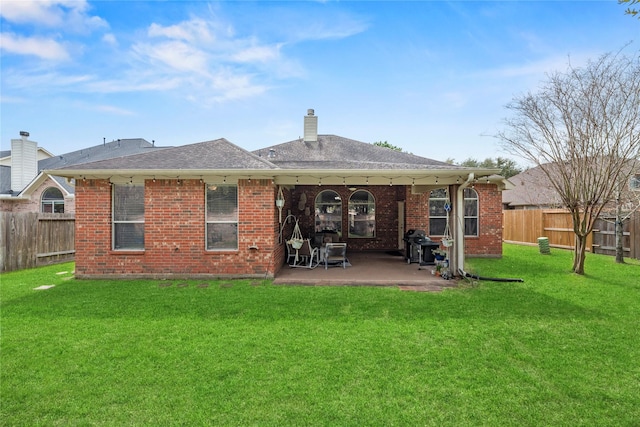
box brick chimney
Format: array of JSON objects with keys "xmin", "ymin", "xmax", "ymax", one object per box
[
  {"xmin": 11, "ymin": 131, "xmax": 38, "ymax": 193},
  {"xmin": 303, "ymin": 109, "xmax": 317, "ymax": 143}
]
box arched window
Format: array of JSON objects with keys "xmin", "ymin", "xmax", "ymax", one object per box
[
  {"xmin": 464, "ymin": 188, "xmax": 478, "ymax": 236},
  {"xmin": 428, "ymin": 188, "xmax": 448, "ymax": 236},
  {"xmin": 348, "ymin": 190, "xmax": 375, "ymax": 238},
  {"xmin": 315, "ymin": 190, "xmax": 342, "ymax": 235},
  {"xmin": 41, "ymin": 187, "xmax": 64, "ymax": 213}
]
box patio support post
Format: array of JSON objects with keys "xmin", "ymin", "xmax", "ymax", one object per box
[{"xmin": 454, "ymin": 173, "xmax": 474, "ymax": 276}]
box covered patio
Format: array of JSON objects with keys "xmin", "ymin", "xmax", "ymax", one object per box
[{"xmin": 273, "ymin": 250, "xmax": 461, "ymax": 291}]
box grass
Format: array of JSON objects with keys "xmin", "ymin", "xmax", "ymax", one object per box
[{"xmin": 1, "ymin": 244, "xmax": 639, "ymax": 426}]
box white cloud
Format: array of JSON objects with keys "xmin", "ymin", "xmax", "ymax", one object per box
[
  {"xmin": 92, "ymin": 104, "xmax": 136, "ymax": 116},
  {"xmin": 232, "ymin": 44, "xmax": 281, "ymax": 63},
  {"xmin": 0, "ymin": 0, "xmax": 107, "ymax": 33},
  {"xmin": 148, "ymin": 19, "xmax": 215, "ymax": 44},
  {"xmin": 489, "ymin": 53, "xmax": 593, "ymax": 79},
  {"xmin": 133, "ymin": 40, "xmax": 210, "ymax": 74},
  {"xmin": 102, "ymin": 33, "xmax": 117, "ymax": 46},
  {"xmin": 0, "ymin": 32, "xmax": 69, "ymax": 61}
]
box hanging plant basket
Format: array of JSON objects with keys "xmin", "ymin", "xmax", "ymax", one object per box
[
  {"xmin": 288, "ymin": 218, "xmax": 304, "ymax": 249},
  {"xmin": 442, "ymin": 238, "xmax": 454, "ymax": 248}
]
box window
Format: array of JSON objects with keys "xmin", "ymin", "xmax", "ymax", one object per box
[
  {"xmin": 206, "ymin": 185, "xmax": 238, "ymax": 250},
  {"xmin": 630, "ymin": 174, "xmax": 640, "ymax": 191},
  {"xmin": 112, "ymin": 184, "xmax": 144, "ymax": 250},
  {"xmin": 41, "ymin": 187, "xmax": 65, "ymax": 213},
  {"xmin": 464, "ymin": 188, "xmax": 479, "ymax": 236},
  {"xmin": 429, "ymin": 188, "xmax": 478, "ymax": 237},
  {"xmin": 428, "ymin": 188, "xmax": 448, "ymax": 236},
  {"xmin": 348, "ymin": 190, "xmax": 375, "ymax": 238},
  {"xmin": 315, "ymin": 190, "xmax": 342, "ymax": 235}
]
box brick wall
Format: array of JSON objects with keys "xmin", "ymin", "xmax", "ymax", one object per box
[
  {"xmin": 465, "ymin": 184, "xmax": 503, "ymax": 257},
  {"xmin": 404, "ymin": 187, "xmax": 429, "ymax": 234},
  {"xmin": 75, "ymin": 178, "xmax": 281, "ymax": 279},
  {"xmin": 74, "ymin": 179, "xmax": 503, "ymax": 278},
  {"xmin": 290, "ymin": 185, "xmax": 404, "ymax": 250}
]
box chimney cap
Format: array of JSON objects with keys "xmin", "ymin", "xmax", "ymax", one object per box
[{"xmin": 19, "ymin": 131, "xmax": 30, "ymax": 137}]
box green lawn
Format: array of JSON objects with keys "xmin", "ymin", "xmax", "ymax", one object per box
[{"xmin": 1, "ymin": 244, "xmax": 639, "ymax": 426}]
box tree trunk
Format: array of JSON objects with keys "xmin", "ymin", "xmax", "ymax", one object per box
[
  {"xmin": 615, "ymin": 217, "xmax": 625, "ymax": 263},
  {"xmin": 572, "ymin": 234, "xmax": 588, "ymax": 275},
  {"xmin": 615, "ymin": 192, "xmax": 625, "ymax": 263}
]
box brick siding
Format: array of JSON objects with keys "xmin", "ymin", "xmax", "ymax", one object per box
[
  {"xmin": 74, "ymin": 179, "xmax": 503, "ymax": 278},
  {"xmin": 75, "ymin": 178, "xmax": 281, "ymax": 279}
]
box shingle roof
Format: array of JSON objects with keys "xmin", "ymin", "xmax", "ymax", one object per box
[
  {"xmin": 253, "ymin": 135, "xmax": 459, "ymax": 169},
  {"xmin": 2, "ymin": 138, "xmax": 162, "ymax": 196},
  {"xmin": 0, "ymin": 166, "xmax": 11, "ymax": 194},
  {"xmin": 502, "ymin": 165, "xmax": 563, "ymax": 208},
  {"xmin": 54, "ymin": 138, "xmax": 279, "ymax": 171},
  {"xmin": 39, "ymin": 138, "xmax": 161, "ymax": 171}
]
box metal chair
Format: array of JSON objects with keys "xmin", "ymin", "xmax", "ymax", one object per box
[
  {"xmin": 324, "ymin": 242, "xmax": 347, "ymax": 269},
  {"xmin": 290, "ymin": 239, "xmax": 320, "ymax": 269}
]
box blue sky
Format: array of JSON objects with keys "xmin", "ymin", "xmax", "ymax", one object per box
[{"xmin": 1, "ymin": 1, "xmax": 637, "ymax": 165}]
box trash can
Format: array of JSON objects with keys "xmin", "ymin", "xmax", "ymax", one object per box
[{"xmin": 538, "ymin": 237, "xmax": 550, "ymax": 254}]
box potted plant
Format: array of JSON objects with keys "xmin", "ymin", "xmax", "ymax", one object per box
[{"xmin": 432, "ymin": 248, "xmax": 447, "ymax": 261}]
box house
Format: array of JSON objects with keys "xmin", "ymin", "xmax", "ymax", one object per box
[
  {"xmin": 503, "ymin": 163, "xmax": 640, "ymax": 211},
  {"xmin": 502, "ymin": 165, "xmax": 563, "ymax": 210},
  {"xmin": 1, "ymin": 134, "xmax": 162, "ymax": 213},
  {"xmin": 49, "ymin": 109, "xmax": 511, "ymax": 279}
]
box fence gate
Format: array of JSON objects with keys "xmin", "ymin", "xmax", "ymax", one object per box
[
  {"xmin": 592, "ymin": 212, "xmax": 639, "ymax": 259},
  {"xmin": 1, "ymin": 212, "xmax": 75, "ymax": 272}
]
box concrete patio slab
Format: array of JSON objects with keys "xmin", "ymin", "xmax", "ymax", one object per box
[{"xmin": 273, "ymin": 250, "xmax": 459, "ymax": 291}]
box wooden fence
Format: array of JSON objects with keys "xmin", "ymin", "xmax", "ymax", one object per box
[
  {"xmin": 0, "ymin": 212, "xmax": 75, "ymax": 272},
  {"xmin": 503, "ymin": 209, "xmax": 639, "ymax": 259}
]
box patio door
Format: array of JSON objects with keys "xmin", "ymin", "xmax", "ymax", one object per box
[{"xmin": 397, "ymin": 201, "xmax": 405, "ymax": 250}]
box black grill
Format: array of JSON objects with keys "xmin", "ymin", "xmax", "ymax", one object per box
[{"xmin": 403, "ymin": 229, "xmax": 439, "ymax": 265}]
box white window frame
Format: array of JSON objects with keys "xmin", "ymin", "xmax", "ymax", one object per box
[
  {"xmin": 112, "ymin": 184, "xmax": 145, "ymax": 250},
  {"xmin": 348, "ymin": 190, "xmax": 375, "ymax": 238},
  {"xmin": 41, "ymin": 187, "xmax": 65, "ymax": 213},
  {"xmin": 315, "ymin": 190, "xmax": 342, "ymax": 236},
  {"xmin": 428, "ymin": 188, "xmax": 448, "ymax": 236},
  {"xmin": 463, "ymin": 188, "xmax": 479, "ymax": 237},
  {"xmin": 206, "ymin": 184, "xmax": 238, "ymax": 251}
]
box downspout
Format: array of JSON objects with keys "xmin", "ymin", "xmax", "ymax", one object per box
[{"xmin": 454, "ymin": 173, "xmax": 474, "ymax": 276}]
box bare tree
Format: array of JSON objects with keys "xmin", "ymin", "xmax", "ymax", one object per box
[
  {"xmin": 619, "ymin": 0, "xmax": 640, "ymax": 18},
  {"xmin": 496, "ymin": 49, "xmax": 640, "ymax": 274}
]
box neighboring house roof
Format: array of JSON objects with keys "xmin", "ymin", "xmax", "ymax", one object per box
[
  {"xmin": 0, "ymin": 166, "xmax": 11, "ymax": 193},
  {"xmin": 502, "ymin": 165, "xmax": 563, "ymax": 208},
  {"xmin": 53, "ymin": 138, "xmax": 278, "ymax": 172},
  {"xmin": 0, "ymin": 146, "xmax": 54, "ymax": 167},
  {"xmin": 2, "ymin": 138, "xmax": 163, "ymax": 197},
  {"xmin": 38, "ymin": 138, "xmax": 160, "ymax": 171}
]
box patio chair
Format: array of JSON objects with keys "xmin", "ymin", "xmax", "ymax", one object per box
[
  {"xmin": 290, "ymin": 239, "xmax": 320, "ymax": 269},
  {"xmin": 285, "ymin": 241, "xmax": 297, "ymax": 266},
  {"xmin": 324, "ymin": 242, "xmax": 347, "ymax": 269}
]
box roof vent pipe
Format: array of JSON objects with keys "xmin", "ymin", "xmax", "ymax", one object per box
[{"xmin": 303, "ymin": 109, "xmax": 318, "ymax": 144}]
